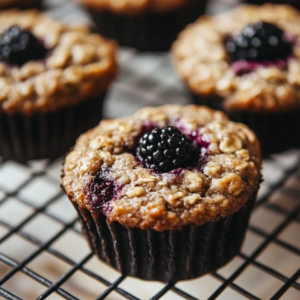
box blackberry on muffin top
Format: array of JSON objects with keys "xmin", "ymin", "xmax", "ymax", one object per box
[
  {"xmin": 138, "ymin": 126, "xmax": 197, "ymax": 172},
  {"xmin": 225, "ymin": 21, "xmax": 292, "ymax": 62},
  {"xmin": 0, "ymin": 25, "xmax": 47, "ymax": 66}
]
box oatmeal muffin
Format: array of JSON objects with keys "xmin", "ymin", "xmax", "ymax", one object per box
[
  {"xmin": 0, "ymin": 0, "xmax": 42, "ymax": 10},
  {"xmin": 173, "ymin": 4, "xmax": 300, "ymax": 155},
  {"xmin": 78, "ymin": 0, "xmax": 208, "ymax": 52},
  {"xmin": 62, "ymin": 105, "xmax": 262, "ymax": 282},
  {"xmin": 0, "ymin": 9, "xmax": 117, "ymax": 162}
]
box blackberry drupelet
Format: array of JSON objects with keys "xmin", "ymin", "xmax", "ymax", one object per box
[
  {"xmin": 225, "ymin": 21, "xmax": 292, "ymax": 62},
  {"xmin": 138, "ymin": 126, "xmax": 197, "ymax": 173},
  {"xmin": 0, "ymin": 26, "xmax": 47, "ymax": 66}
]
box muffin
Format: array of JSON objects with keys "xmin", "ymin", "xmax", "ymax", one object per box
[
  {"xmin": 0, "ymin": 0, "xmax": 42, "ymax": 10},
  {"xmin": 173, "ymin": 4, "xmax": 300, "ymax": 156},
  {"xmin": 62, "ymin": 105, "xmax": 262, "ymax": 282},
  {"xmin": 244, "ymin": 1, "xmax": 300, "ymax": 11},
  {"xmin": 78, "ymin": 0, "xmax": 208, "ymax": 52},
  {"xmin": 0, "ymin": 9, "xmax": 117, "ymax": 162}
]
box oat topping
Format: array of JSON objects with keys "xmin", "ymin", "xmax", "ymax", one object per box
[
  {"xmin": 78, "ymin": 0, "xmax": 195, "ymax": 14},
  {"xmin": 62, "ymin": 105, "xmax": 262, "ymax": 231},
  {"xmin": 173, "ymin": 4, "xmax": 300, "ymax": 112},
  {"xmin": 0, "ymin": 9, "xmax": 117, "ymax": 114}
]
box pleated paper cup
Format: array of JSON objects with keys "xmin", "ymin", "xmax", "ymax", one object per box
[
  {"xmin": 0, "ymin": 93, "xmax": 106, "ymax": 163},
  {"xmin": 82, "ymin": 0, "xmax": 208, "ymax": 52},
  {"xmin": 71, "ymin": 192, "xmax": 257, "ymax": 282}
]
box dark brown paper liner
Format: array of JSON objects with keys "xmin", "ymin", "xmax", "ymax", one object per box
[
  {"xmin": 0, "ymin": 0, "xmax": 42, "ymax": 10},
  {"xmin": 191, "ymin": 93, "xmax": 300, "ymax": 156},
  {"xmin": 244, "ymin": 0, "xmax": 300, "ymax": 10},
  {"xmin": 83, "ymin": 0, "xmax": 208, "ymax": 52},
  {"xmin": 0, "ymin": 93, "xmax": 105, "ymax": 163},
  {"xmin": 72, "ymin": 193, "xmax": 257, "ymax": 282}
]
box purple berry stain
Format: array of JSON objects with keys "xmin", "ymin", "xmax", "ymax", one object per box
[
  {"xmin": 186, "ymin": 130, "xmax": 209, "ymax": 172},
  {"xmin": 231, "ymin": 59, "xmax": 289, "ymax": 76},
  {"xmin": 174, "ymin": 119, "xmax": 210, "ymax": 172},
  {"xmin": 84, "ymin": 170, "xmax": 121, "ymax": 215}
]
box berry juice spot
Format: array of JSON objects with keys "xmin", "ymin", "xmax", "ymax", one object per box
[
  {"xmin": 231, "ymin": 59, "xmax": 288, "ymax": 76},
  {"xmin": 84, "ymin": 170, "xmax": 121, "ymax": 215}
]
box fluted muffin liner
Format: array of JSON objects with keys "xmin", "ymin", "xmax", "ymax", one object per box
[
  {"xmin": 191, "ymin": 93, "xmax": 300, "ymax": 156},
  {"xmin": 244, "ymin": 0, "xmax": 300, "ymax": 10},
  {"xmin": 72, "ymin": 192, "xmax": 257, "ymax": 282},
  {"xmin": 0, "ymin": 93, "xmax": 106, "ymax": 163},
  {"xmin": 83, "ymin": 0, "xmax": 208, "ymax": 52},
  {"xmin": 0, "ymin": 0, "xmax": 42, "ymax": 10}
]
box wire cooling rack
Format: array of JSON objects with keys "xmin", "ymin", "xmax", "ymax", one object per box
[{"xmin": 0, "ymin": 0, "xmax": 300, "ymax": 299}]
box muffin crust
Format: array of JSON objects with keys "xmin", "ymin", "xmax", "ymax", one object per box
[
  {"xmin": 79, "ymin": 0, "xmax": 196, "ymax": 15},
  {"xmin": 0, "ymin": 9, "xmax": 117, "ymax": 114},
  {"xmin": 173, "ymin": 4, "xmax": 300, "ymax": 112},
  {"xmin": 62, "ymin": 105, "xmax": 261, "ymax": 231}
]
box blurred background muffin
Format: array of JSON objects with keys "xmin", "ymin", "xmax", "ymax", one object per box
[
  {"xmin": 0, "ymin": 9, "xmax": 117, "ymax": 162},
  {"xmin": 173, "ymin": 4, "xmax": 300, "ymax": 156},
  {"xmin": 78, "ymin": 0, "xmax": 209, "ymax": 52}
]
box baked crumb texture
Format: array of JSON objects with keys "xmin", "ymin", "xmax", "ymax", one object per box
[
  {"xmin": 0, "ymin": 9, "xmax": 117, "ymax": 114},
  {"xmin": 62, "ymin": 105, "xmax": 262, "ymax": 231},
  {"xmin": 79, "ymin": 0, "xmax": 196, "ymax": 15},
  {"xmin": 173, "ymin": 4, "xmax": 300, "ymax": 112}
]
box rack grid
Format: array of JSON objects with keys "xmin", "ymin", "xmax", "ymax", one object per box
[{"xmin": 0, "ymin": 0, "xmax": 300, "ymax": 299}]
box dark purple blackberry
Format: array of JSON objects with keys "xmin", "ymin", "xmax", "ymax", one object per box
[
  {"xmin": 138, "ymin": 126, "xmax": 197, "ymax": 173},
  {"xmin": 225, "ymin": 21, "xmax": 292, "ymax": 62},
  {"xmin": 0, "ymin": 26, "xmax": 47, "ymax": 66},
  {"xmin": 84, "ymin": 170, "xmax": 115, "ymax": 214}
]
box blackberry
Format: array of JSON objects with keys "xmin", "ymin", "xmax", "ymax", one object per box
[
  {"xmin": 225, "ymin": 21, "xmax": 292, "ymax": 62},
  {"xmin": 138, "ymin": 126, "xmax": 197, "ymax": 173},
  {"xmin": 0, "ymin": 26, "xmax": 47, "ymax": 66}
]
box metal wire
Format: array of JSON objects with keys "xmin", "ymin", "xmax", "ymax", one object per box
[{"xmin": 0, "ymin": 151, "xmax": 299, "ymax": 300}]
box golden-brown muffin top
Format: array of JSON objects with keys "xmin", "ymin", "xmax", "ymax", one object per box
[
  {"xmin": 173, "ymin": 4, "xmax": 300, "ymax": 112},
  {"xmin": 0, "ymin": 9, "xmax": 117, "ymax": 114},
  {"xmin": 62, "ymin": 105, "xmax": 262, "ymax": 231}
]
